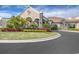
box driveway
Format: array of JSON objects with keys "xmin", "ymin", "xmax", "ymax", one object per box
[{"xmin": 0, "ymin": 31, "xmax": 79, "ymax": 54}]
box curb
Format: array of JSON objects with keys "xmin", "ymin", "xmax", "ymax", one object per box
[
  {"xmin": 0, "ymin": 33, "xmax": 61, "ymax": 43},
  {"xmin": 59, "ymin": 30, "xmax": 79, "ymax": 33}
]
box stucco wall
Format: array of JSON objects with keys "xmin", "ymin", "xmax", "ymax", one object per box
[
  {"xmin": 76, "ymin": 23, "xmax": 79, "ymax": 28},
  {"xmin": 20, "ymin": 7, "xmax": 40, "ymax": 21}
]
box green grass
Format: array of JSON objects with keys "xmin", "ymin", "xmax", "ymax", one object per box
[{"xmin": 0, "ymin": 32, "xmax": 57, "ymax": 40}]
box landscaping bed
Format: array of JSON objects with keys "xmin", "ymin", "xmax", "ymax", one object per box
[
  {"xmin": 1, "ymin": 28, "xmax": 50, "ymax": 32},
  {"xmin": 0, "ymin": 32, "xmax": 57, "ymax": 40}
]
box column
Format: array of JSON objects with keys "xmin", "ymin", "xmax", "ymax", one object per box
[{"xmin": 39, "ymin": 12, "xmax": 43, "ymax": 28}]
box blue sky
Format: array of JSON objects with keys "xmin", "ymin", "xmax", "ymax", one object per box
[{"xmin": 0, "ymin": 5, "xmax": 79, "ymax": 18}]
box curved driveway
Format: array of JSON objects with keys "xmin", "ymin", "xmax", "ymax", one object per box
[{"xmin": 0, "ymin": 31, "xmax": 79, "ymax": 54}]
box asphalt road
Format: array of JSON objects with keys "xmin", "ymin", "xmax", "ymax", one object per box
[{"xmin": 0, "ymin": 31, "xmax": 79, "ymax": 54}]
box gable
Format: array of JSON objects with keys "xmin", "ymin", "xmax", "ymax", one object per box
[{"xmin": 20, "ymin": 6, "xmax": 40, "ymax": 19}]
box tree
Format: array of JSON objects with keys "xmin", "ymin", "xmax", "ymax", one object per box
[{"xmin": 7, "ymin": 16, "xmax": 27, "ymax": 29}]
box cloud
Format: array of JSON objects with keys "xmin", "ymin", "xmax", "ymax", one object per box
[
  {"xmin": 43, "ymin": 6, "xmax": 79, "ymax": 18},
  {"xmin": 15, "ymin": 5, "xmax": 27, "ymax": 9},
  {"xmin": 0, "ymin": 5, "xmax": 10, "ymax": 9},
  {"xmin": 34, "ymin": 5, "xmax": 49, "ymax": 12},
  {"xmin": 0, "ymin": 10, "xmax": 19, "ymax": 18},
  {"xmin": 0, "ymin": 12, "xmax": 12, "ymax": 18}
]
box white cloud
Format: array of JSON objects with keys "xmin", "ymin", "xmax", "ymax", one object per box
[
  {"xmin": 15, "ymin": 5, "xmax": 27, "ymax": 9},
  {"xmin": 1, "ymin": 6, "xmax": 10, "ymax": 9},
  {"xmin": 43, "ymin": 6, "xmax": 79, "ymax": 18},
  {"xmin": 0, "ymin": 12, "xmax": 12, "ymax": 18},
  {"xmin": 0, "ymin": 10, "xmax": 19, "ymax": 18},
  {"xmin": 44, "ymin": 11, "xmax": 64, "ymax": 17},
  {"xmin": 1, "ymin": 5, "xmax": 79, "ymax": 18}
]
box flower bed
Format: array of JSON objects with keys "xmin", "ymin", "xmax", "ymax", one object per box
[
  {"xmin": 1, "ymin": 28, "xmax": 22, "ymax": 32},
  {"xmin": 1, "ymin": 28, "xmax": 50, "ymax": 32},
  {"xmin": 23, "ymin": 28, "xmax": 49, "ymax": 32}
]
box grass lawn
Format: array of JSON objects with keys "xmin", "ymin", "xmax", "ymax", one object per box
[{"xmin": 0, "ymin": 32, "xmax": 57, "ymax": 40}]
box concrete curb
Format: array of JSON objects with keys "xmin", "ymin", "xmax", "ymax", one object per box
[
  {"xmin": 59, "ymin": 30, "xmax": 79, "ymax": 33},
  {"xmin": 0, "ymin": 33, "xmax": 61, "ymax": 43}
]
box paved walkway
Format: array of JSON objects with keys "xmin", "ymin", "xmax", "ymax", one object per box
[{"xmin": 0, "ymin": 31, "xmax": 79, "ymax": 54}]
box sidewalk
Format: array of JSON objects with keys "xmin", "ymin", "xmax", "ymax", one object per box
[{"xmin": 59, "ymin": 30, "xmax": 79, "ymax": 33}]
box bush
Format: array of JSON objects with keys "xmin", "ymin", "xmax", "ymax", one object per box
[
  {"xmin": 30, "ymin": 23, "xmax": 38, "ymax": 29},
  {"xmin": 43, "ymin": 23, "xmax": 50, "ymax": 28},
  {"xmin": 68, "ymin": 24, "xmax": 75, "ymax": 28},
  {"xmin": 51, "ymin": 25, "xmax": 58, "ymax": 30}
]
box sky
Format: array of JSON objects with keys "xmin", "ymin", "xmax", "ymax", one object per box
[{"xmin": 0, "ymin": 5, "xmax": 79, "ymax": 18}]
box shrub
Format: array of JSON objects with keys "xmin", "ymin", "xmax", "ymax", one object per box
[
  {"xmin": 28, "ymin": 23, "xmax": 38, "ymax": 29},
  {"xmin": 68, "ymin": 24, "xmax": 75, "ymax": 28},
  {"xmin": 51, "ymin": 25, "xmax": 58, "ymax": 30},
  {"xmin": 43, "ymin": 23, "xmax": 50, "ymax": 28}
]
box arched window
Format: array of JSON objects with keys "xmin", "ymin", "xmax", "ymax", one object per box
[
  {"xmin": 34, "ymin": 18, "xmax": 39, "ymax": 24},
  {"xmin": 26, "ymin": 17, "xmax": 32, "ymax": 22}
]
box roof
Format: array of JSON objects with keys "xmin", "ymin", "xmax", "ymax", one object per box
[
  {"xmin": 65, "ymin": 20, "xmax": 79, "ymax": 23},
  {"xmin": 65, "ymin": 17, "xmax": 79, "ymax": 23},
  {"xmin": 48, "ymin": 17, "xmax": 63, "ymax": 23},
  {"xmin": 19, "ymin": 6, "xmax": 40, "ymax": 16},
  {"xmin": 48, "ymin": 16, "xmax": 79, "ymax": 23}
]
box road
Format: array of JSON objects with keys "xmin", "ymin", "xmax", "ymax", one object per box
[{"xmin": 0, "ymin": 31, "xmax": 79, "ymax": 54}]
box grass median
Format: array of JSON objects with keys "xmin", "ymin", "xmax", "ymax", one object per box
[{"xmin": 0, "ymin": 32, "xmax": 58, "ymax": 40}]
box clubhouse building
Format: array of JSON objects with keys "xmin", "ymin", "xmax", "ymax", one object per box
[
  {"xmin": 48, "ymin": 17, "xmax": 79, "ymax": 29},
  {"xmin": 19, "ymin": 6, "xmax": 48, "ymax": 28},
  {"xmin": 0, "ymin": 6, "xmax": 79, "ymax": 29}
]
